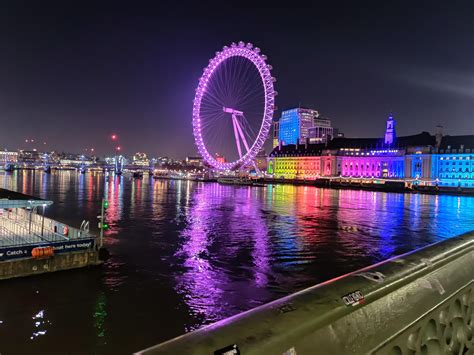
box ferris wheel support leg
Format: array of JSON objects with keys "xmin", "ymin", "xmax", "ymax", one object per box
[
  {"xmin": 235, "ymin": 119, "xmax": 262, "ymax": 175},
  {"xmin": 234, "ymin": 117, "xmax": 251, "ymax": 154},
  {"xmin": 232, "ymin": 115, "xmax": 243, "ymax": 158}
]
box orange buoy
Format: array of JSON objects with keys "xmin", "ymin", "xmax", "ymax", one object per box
[
  {"xmin": 31, "ymin": 246, "xmax": 54, "ymax": 259},
  {"xmin": 63, "ymin": 225, "xmax": 69, "ymax": 236}
]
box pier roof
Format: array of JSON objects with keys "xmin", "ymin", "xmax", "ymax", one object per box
[{"xmin": 0, "ymin": 189, "xmax": 53, "ymax": 209}]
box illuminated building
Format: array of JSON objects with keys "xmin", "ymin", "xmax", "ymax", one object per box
[
  {"xmin": 267, "ymin": 115, "xmax": 474, "ymax": 189},
  {"xmin": 308, "ymin": 117, "xmax": 333, "ymax": 144},
  {"xmin": 278, "ymin": 108, "xmax": 319, "ymax": 145},
  {"xmin": 215, "ymin": 154, "xmax": 225, "ymax": 164},
  {"xmin": 0, "ymin": 150, "xmax": 18, "ymax": 163},
  {"xmin": 59, "ymin": 153, "xmax": 94, "ymax": 166},
  {"xmin": 267, "ymin": 141, "xmax": 327, "ymax": 179},
  {"xmin": 18, "ymin": 150, "xmax": 42, "ymax": 164},
  {"xmin": 431, "ymin": 135, "xmax": 474, "ymax": 188},
  {"xmin": 269, "ymin": 115, "xmax": 423, "ymax": 179},
  {"xmin": 132, "ymin": 152, "xmax": 150, "ymax": 166},
  {"xmin": 185, "ymin": 156, "xmax": 203, "ymax": 167},
  {"xmin": 272, "ymin": 121, "xmax": 279, "ymax": 148},
  {"xmin": 336, "ymin": 149, "xmax": 405, "ymax": 178},
  {"xmin": 384, "ymin": 115, "xmax": 396, "ymax": 145}
]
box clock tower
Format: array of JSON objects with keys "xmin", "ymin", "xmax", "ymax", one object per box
[{"xmin": 384, "ymin": 114, "xmax": 396, "ymax": 145}]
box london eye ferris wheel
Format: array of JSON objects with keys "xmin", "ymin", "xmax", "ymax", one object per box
[{"xmin": 192, "ymin": 41, "xmax": 277, "ymax": 171}]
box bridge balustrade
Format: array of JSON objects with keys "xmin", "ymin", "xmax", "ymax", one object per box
[{"xmin": 138, "ymin": 232, "xmax": 474, "ymax": 355}]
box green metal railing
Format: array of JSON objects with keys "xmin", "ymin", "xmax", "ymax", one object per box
[{"xmin": 137, "ymin": 232, "xmax": 474, "ymax": 355}]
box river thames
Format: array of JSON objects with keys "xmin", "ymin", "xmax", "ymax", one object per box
[{"xmin": 1, "ymin": 170, "xmax": 474, "ymax": 354}]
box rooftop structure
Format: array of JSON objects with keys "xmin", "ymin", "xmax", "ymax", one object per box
[
  {"xmin": 0, "ymin": 188, "xmax": 52, "ymax": 209},
  {"xmin": 309, "ymin": 117, "xmax": 333, "ymax": 144},
  {"xmin": 384, "ymin": 114, "xmax": 397, "ymax": 145},
  {"xmin": 278, "ymin": 108, "xmax": 319, "ymax": 145}
]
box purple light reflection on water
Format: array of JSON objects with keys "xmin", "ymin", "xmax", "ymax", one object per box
[{"xmin": 174, "ymin": 184, "xmax": 273, "ymax": 328}]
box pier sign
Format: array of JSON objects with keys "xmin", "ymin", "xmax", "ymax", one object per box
[{"xmin": 0, "ymin": 239, "xmax": 96, "ymax": 261}]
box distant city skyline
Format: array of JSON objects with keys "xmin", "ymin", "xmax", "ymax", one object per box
[{"xmin": 1, "ymin": 2, "xmax": 474, "ymax": 157}]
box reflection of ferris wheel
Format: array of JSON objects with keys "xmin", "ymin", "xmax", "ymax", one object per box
[{"xmin": 192, "ymin": 41, "xmax": 277, "ymax": 171}]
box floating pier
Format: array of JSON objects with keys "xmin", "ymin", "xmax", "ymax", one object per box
[{"xmin": 0, "ymin": 188, "xmax": 102, "ymax": 280}]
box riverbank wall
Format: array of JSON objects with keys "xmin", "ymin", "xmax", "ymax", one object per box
[
  {"xmin": 261, "ymin": 177, "xmax": 474, "ymax": 196},
  {"xmin": 0, "ymin": 249, "xmax": 102, "ymax": 280}
]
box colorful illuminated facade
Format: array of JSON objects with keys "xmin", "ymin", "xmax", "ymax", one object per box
[
  {"xmin": 431, "ymin": 135, "xmax": 474, "ymax": 188},
  {"xmin": 268, "ymin": 115, "xmax": 474, "ymax": 188},
  {"xmin": 337, "ymin": 149, "xmax": 405, "ymax": 178},
  {"xmin": 278, "ymin": 108, "xmax": 319, "ymax": 145}
]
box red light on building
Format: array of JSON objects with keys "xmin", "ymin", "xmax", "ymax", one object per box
[{"xmin": 215, "ymin": 154, "xmax": 225, "ymax": 163}]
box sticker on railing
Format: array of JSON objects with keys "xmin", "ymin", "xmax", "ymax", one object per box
[
  {"xmin": 214, "ymin": 343, "xmax": 240, "ymax": 355},
  {"xmin": 342, "ymin": 290, "xmax": 365, "ymax": 307}
]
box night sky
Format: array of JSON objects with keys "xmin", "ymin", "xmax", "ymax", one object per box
[{"xmin": 1, "ymin": 2, "xmax": 474, "ymax": 158}]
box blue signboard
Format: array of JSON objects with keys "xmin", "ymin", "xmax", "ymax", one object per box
[{"xmin": 0, "ymin": 239, "xmax": 96, "ymax": 261}]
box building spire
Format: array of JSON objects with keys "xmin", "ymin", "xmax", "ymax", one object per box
[{"xmin": 384, "ymin": 113, "xmax": 396, "ymax": 145}]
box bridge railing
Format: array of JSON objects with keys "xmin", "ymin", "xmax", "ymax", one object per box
[{"xmin": 137, "ymin": 231, "xmax": 474, "ymax": 355}]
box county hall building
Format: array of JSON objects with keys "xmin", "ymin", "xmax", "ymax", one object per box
[{"xmin": 268, "ymin": 114, "xmax": 474, "ymax": 188}]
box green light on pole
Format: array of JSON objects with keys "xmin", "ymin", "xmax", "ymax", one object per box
[
  {"xmin": 98, "ymin": 221, "xmax": 109, "ymax": 230},
  {"xmin": 99, "ymin": 197, "xmax": 109, "ymax": 248}
]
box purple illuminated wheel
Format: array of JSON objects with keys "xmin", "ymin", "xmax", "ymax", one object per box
[{"xmin": 193, "ymin": 41, "xmax": 276, "ymax": 171}]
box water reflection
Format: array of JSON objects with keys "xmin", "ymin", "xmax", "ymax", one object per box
[
  {"xmin": 0, "ymin": 171, "xmax": 473, "ymax": 354},
  {"xmin": 93, "ymin": 292, "xmax": 107, "ymax": 343},
  {"xmin": 175, "ymin": 184, "xmax": 274, "ymax": 327},
  {"xmin": 30, "ymin": 309, "xmax": 50, "ymax": 340}
]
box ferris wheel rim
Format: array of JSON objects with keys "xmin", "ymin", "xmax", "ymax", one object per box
[{"xmin": 192, "ymin": 41, "xmax": 276, "ymax": 171}]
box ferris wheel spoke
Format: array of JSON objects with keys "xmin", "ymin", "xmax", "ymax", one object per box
[
  {"xmin": 239, "ymin": 118, "xmax": 258, "ymax": 149},
  {"xmin": 211, "ymin": 68, "xmax": 229, "ymax": 104},
  {"xmin": 235, "ymin": 78, "xmax": 263, "ymax": 105},
  {"xmin": 234, "ymin": 62, "xmax": 257, "ymax": 100},
  {"xmin": 202, "ymin": 87, "xmax": 225, "ymax": 108},
  {"xmin": 200, "ymin": 114, "xmax": 226, "ymax": 132},
  {"xmin": 235, "ymin": 84, "xmax": 265, "ymax": 108}
]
